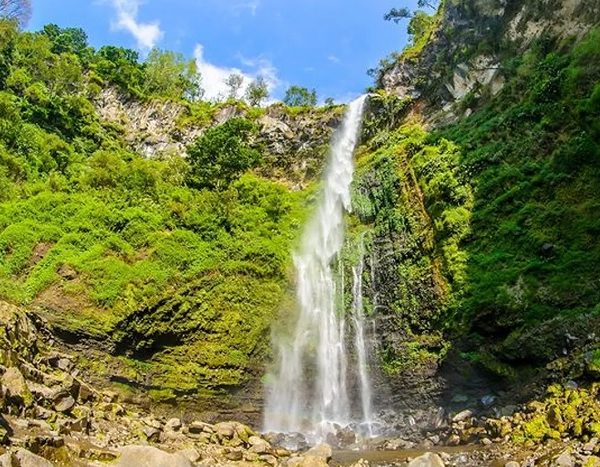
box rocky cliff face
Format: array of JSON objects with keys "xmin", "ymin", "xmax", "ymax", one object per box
[
  {"xmin": 95, "ymin": 88, "xmax": 343, "ymax": 188},
  {"xmin": 380, "ymin": 0, "xmax": 600, "ymax": 123},
  {"xmin": 351, "ymin": 0, "xmax": 600, "ymax": 423}
]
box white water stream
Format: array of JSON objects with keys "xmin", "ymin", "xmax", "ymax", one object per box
[{"xmin": 264, "ymin": 95, "xmax": 375, "ymax": 443}]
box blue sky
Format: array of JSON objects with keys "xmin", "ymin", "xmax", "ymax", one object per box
[{"xmin": 29, "ymin": 0, "xmax": 418, "ymax": 102}]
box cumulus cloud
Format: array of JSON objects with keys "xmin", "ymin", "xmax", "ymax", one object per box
[
  {"xmin": 109, "ymin": 0, "xmax": 163, "ymax": 51},
  {"xmin": 194, "ymin": 44, "xmax": 281, "ymax": 102}
]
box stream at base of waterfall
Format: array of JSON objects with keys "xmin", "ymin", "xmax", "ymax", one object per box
[{"xmin": 263, "ymin": 95, "xmax": 379, "ymax": 446}]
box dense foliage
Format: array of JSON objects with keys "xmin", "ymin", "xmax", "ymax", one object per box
[
  {"xmin": 0, "ymin": 19, "xmax": 312, "ymax": 401},
  {"xmin": 363, "ymin": 24, "xmax": 600, "ymax": 378}
]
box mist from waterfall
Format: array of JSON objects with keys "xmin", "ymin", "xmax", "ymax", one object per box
[{"xmin": 264, "ymin": 95, "xmax": 374, "ymax": 443}]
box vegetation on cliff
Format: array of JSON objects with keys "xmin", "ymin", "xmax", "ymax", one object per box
[
  {"xmin": 362, "ymin": 1, "xmax": 600, "ymax": 388},
  {"xmin": 0, "ymin": 19, "xmax": 324, "ymax": 403}
]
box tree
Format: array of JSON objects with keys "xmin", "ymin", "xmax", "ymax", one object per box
[
  {"xmin": 41, "ymin": 24, "xmax": 91, "ymax": 63},
  {"xmin": 94, "ymin": 46, "xmax": 145, "ymax": 97},
  {"xmin": 283, "ymin": 85, "xmax": 317, "ymax": 107},
  {"xmin": 384, "ymin": 7, "xmax": 411, "ymax": 24},
  {"xmin": 225, "ymin": 73, "xmax": 244, "ymax": 100},
  {"xmin": 384, "ymin": 1, "xmax": 439, "ymax": 23},
  {"xmin": 324, "ymin": 97, "xmax": 335, "ymax": 107},
  {"xmin": 245, "ymin": 76, "xmax": 269, "ymax": 106},
  {"xmin": 143, "ymin": 48, "xmax": 203, "ymax": 100},
  {"xmin": 187, "ymin": 118, "xmax": 261, "ymax": 190},
  {"xmin": 0, "ymin": 0, "xmax": 31, "ymax": 27}
]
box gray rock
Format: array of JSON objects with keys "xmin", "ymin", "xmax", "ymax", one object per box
[
  {"xmin": 287, "ymin": 455, "xmax": 329, "ymax": 467},
  {"xmin": 452, "ymin": 409, "xmax": 473, "ymax": 423},
  {"xmin": 53, "ymin": 395, "xmax": 75, "ymax": 413},
  {"xmin": 10, "ymin": 448, "xmax": 54, "ymax": 467},
  {"xmin": 2, "ymin": 368, "xmax": 33, "ymax": 408},
  {"xmin": 177, "ymin": 448, "xmax": 200, "ymax": 463},
  {"xmin": 115, "ymin": 446, "xmax": 192, "ymax": 467},
  {"xmin": 143, "ymin": 426, "xmax": 161, "ymax": 442},
  {"xmin": 555, "ymin": 451, "xmax": 575, "ymax": 467},
  {"xmin": 248, "ymin": 435, "xmax": 271, "ymax": 454},
  {"xmin": 188, "ymin": 420, "xmax": 212, "ymax": 434},
  {"xmin": 408, "ymin": 452, "xmax": 445, "ymax": 467},
  {"xmin": 584, "ymin": 437, "xmax": 599, "ymax": 452},
  {"xmin": 164, "ymin": 417, "xmax": 182, "ymax": 432},
  {"xmin": 305, "ymin": 443, "xmax": 332, "ymax": 461}
]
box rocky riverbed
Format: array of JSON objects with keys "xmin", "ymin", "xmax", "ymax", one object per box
[{"xmin": 1, "ymin": 300, "xmax": 599, "ymax": 466}]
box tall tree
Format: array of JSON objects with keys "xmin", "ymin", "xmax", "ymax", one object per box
[
  {"xmin": 187, "ymin": 118, "xmax": 261, "ymax": 190},
  {"xmin": 245, "ymin": 76, "xmax": 269, "ymax": 106},
  {"xmin": 225, "ymin": 73, "xmax": 244, "ymax": 100},
  {"xmin": 143, "ymin": 48, "xmax": 203, "ymax": 100},
  {"xmin": 0, "ymin": 0, "xmax": 31, "ymax": 27},
  {"xmin": 283, "ymin": 85, "xmax": 317, "ymax": 107}
]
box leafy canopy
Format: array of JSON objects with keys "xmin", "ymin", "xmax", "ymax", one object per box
[
  {"xmin": 187, "ymin": 118, "xmax": 261, "ymax": 190},
  {"xmin": 283, "ymin": 85, "xmax": 318, "ymax": 107}
]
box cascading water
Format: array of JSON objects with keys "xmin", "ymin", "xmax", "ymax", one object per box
[
  {"xmin": 352, "ymin": 235, "xmax": 374, "ymax": 437},
  {"xmin": 264, "ymin": 95, "xmax": 374, "ymax": 443}
]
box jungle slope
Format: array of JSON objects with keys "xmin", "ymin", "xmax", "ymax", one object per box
[
  {"xmin": 0, "ymin": 20, "xmax": 343, "ymax": 418},
  {"xmin": 355, "ymin": 0, "xmax": 600, "ymax": 413}
]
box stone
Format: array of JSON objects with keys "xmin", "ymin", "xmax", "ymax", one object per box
[
  {"xmin": 214, "ymin": 421, "xmax": 236, "ymax": 440},
  {"xmin": 555, "ymin": 451, "xmax": 575, "ymax": 467},
  {"xmin": 188, "ymin": 420, "xmax": 212, "ymax": 434},
  {"xmin": 259, "ymin": 454, "xmax": 278, "ymax": 466},
  {"xmin": 224, "ymin": 448, "xmax": 243, "ymax": 461},
  {"xmin": 115, "ymin": 445, "xmax": 193, "ymax": 467},
  {"xmin": 2, "ymin": 368, "xmax": 33, "ymax": 408},
  {"xmin": 287, "ymin": 455, "xmax": 329, "ymax": 467},
  {"xmin": 505, "ymin": 462, "xmax": 520, "ymax": 467},
  {"xmin": 143, "ymin": 426, "xmax": 161, "ymax": 442},
  {"xmin": 584, "ymin": 438, "xmax": 599, "ymax": 452},
  {"xmin": 177, "ymin": 448, "xmax": 201, "ymax": 463},
  {"xmin": 481, "ymin": 437, "xmax": 493, "ymax": 446},
  {"xmin": 53, "ymin": 395, "xmax": 75, "ymax": 413},
  {"xmin": 12, "ymin": 448, "xmax": 54, "ymax": 467},
  {"xmin": 142, "ymin": 417, "xmax": 162, "ymax": 429},
  {"xmin": 452, "ymin": 409, "xmax": 473, "ymax": 423},
  {"xmin": 56, "ymin": 358, "xmax": 74, "ymax": 373},
  {"xmin": 305, "ymin": 443, "xmax": 332, "ymax": 462},
  {"xmin": 248, "ymin": 435, "xmax": 272, "ymax": 454},
  {"xmin": 447, "ymin": 434, "xmax": 461, "ymax": 446},
  {"xmin": 165, "ymin": 417, "xmax": 182, "ymax": 432},
  {"xmin": 408, "ymin": 452, "xmax": 445, "ymax": 467},
  {"xmin": 77, "ymin": 381, "xmax": 95, "ymax": 402}
]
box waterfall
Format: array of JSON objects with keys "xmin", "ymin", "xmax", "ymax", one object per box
[
  {"xmin": 352, "ymin": 235, "xmax": 374, "ymax": 437},
  {"xmin": 264, "ymin": 95, "xmax": 371, "ymax": 442}
]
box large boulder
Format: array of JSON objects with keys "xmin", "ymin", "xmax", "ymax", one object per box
[
  {"xmin": 408, "ymin": 452, "xmax": 445, "ymax": 467},
  {"xmin": 113, "ymin": 445, "xmax": 192, "ymax": 467},
  {"xmin": 287, "ymin": 456, "xmax": 329, "ymax": 467},
  {"xmin": 0, "ymin": 302, "xmax": 39, "ymax": 367},
  {"xmin": 1, "ymin": 367, "xmax": 33, "ymax": 409},
  {"xmin": 305, "ymin": 444, "xmax": 332, "ymax": 462},
  {"xmin": 0, "ymin": 448, "xmax": 54, "ymax": 467}
]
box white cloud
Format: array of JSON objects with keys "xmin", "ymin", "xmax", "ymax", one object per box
[
  {"xmin": 328, "ymin": 55, "xmax": 341, "ymax": 64},
  {"xmin": 109, "ymin": 0, "xmax": 163, "ymax": 51},
  {"xmin": 194, "ymin": 44, "xmax": 281, "ymax": 102}
]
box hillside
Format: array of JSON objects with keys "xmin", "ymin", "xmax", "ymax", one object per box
[{"xmin": 0, "ymin": 1, "xmax": 600, "ymax": 465}]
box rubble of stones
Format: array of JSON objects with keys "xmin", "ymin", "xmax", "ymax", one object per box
[{"xmin": 1, "ymin": 299, "xmax": 599, "ymax": 466}]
